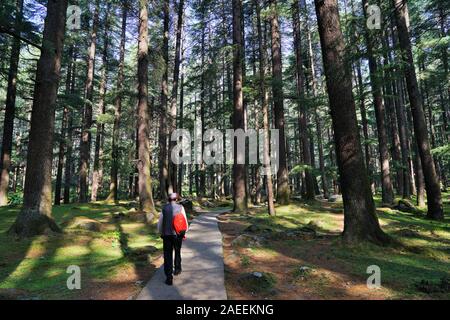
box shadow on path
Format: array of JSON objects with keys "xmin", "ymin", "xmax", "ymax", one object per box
[{"xmin": 136, "ymin": 210, "xmax": 229, "ymax": 300}]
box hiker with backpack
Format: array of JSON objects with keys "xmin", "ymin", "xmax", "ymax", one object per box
[{"xmin": 157, "ymin": 193, "xmax": 189, "ymax": 286}]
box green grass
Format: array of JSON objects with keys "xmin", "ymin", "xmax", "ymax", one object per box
[
  {"xmin": 232, "ymin": 192, "xmax": 450, "ymax": 299},
  {"xmin": 0, "ymin": 202, "xmax": 162, "ymax": 300},
  {"xmin": 237, "ymin": 272, "xmax": 277, "ymax": 295}
]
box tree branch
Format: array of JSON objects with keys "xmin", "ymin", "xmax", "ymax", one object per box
[{"xmin": 0, "ymin": 26, "xmax": 41, "ymax": 50}]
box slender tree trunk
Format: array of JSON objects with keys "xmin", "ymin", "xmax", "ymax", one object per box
[
  {"xmin": 107, "ymin": 3, "xmax": 128, "ymax": 202},
  {"xmin": 199, "ymin": 23, "xmax": 207, "ymax": 198},
  {"xmin": 232, "ymin": 0, "xmax": 248, "ymax": 213},
  {"xmin": 362, "ymin": 0, "xmax": 394, "ymax": 205},
  {"xmin": 0, "ymin": 0, "xmax": 23, "ymax": 206},
  {"xmin": 391, "ymin": 23, "xmax": 413, "ymax": 198},
  {"xmin": 91, "ymin": 5, "xmax": 111, "ymax": 202},
  {"xmin": 394, "ymin": 77, "xmax": 412, "ymax": 198},
  {"xmin": 292, "ymin": 0, "xmax": 315, "ymax": 200},
  {"xmin": 79, "ymin": 1, "xmax": 100, "ymax": 203},
  {"xmin": 438, "ymin": 4, "xmax": 449, "ymax": 126},
  {"xmin": 159, "ymin": 0, "xmax": 170, "ymax": 200},
  {"xmin": 9, "ymin": 0, "xmax": 68, "ymax": 237},
  {"xmin": 304, "ymin": 11, "xmax": 329, "ymax": 199},
  {"xmin": 177, "ymin": 64, "xmax": 185, "ymax": 194},
  {"xmin": 64, "ymin": 53, "xmax": 76, "ymax": 204},
  {"xmin": 392, "ymin": 0, "xmax": 443, "ymax": 219},
  {"xmin": 382, "ymin": 28, "xmax": 403, "ymax": 196},
  {"xmin": 168, "ymin": 0, "xmax": 185, "ymax": 194},
  {"xmin": 55, "ymin": 46, "xmax": 74, "ymax": 205},
  {"xmin": 314, "ymin": 0, "xmax": 389, "ymax": 244},
  {"xmin": 413, "ymin": 142, "xmax": 426, "ymax": 207},
  {"xmin": 354, "ymin": 61, "xmax": 371, "ymax": 175},
  {"xmin": 269, "ymin": 0, "xmax": 290, "ymax": 205},
  {"xmin": 137, "ymin": 0, "xmax": 156, "ymax": 218}
]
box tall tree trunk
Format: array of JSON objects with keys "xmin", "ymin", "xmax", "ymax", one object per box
[
  {"xmin": 168, "ymin": 0, "xmax": 185, "ymax": 194},
  {"xmin": 394, "ymin": 76, "xmax": 412, "ymax": 198},
  {"xmin": 91, "ymin": 5, "xmax": 111, "ymax": 202},
  {"xmin": 55, "ymin": 46, "xmax": 74, "ymax": 205},
  {"xmin": 232, "ymin": 0, "xmax": 248, "ymax": 213},
  {"xmin": 382, "ymin": 28, "xmax": 403, "ymax": 196},
  {"xmin": 64, "ymin": 51, "xmax": 77, "ymax": 204},
  {"xmin": 362, "ymin": 0, "xmax": 394, "ymax": 205},
  {"xmin": 79, "ymin": 1, "xmax": 100, "ymax": 203},
  {"xmin": 438, "ymin": 3, "xmax": 449, "ymax": 125},
  {"xmin": 392, "ymin": 0, "xmax": 443, "ymax": 219},
  {"xmin": 304, "ymin": 11, "xmax": 329, "ymax": 198},
  {"xmin": 198, "ymin": 21, "xmax": 207, "ymax": 198},
  {"xmin": 137, "ymin": 0, "xmax": 156, "ymax": 218},
  {"xmin": 177, "ymin": 63, "xmax": 185, "ymax": 194},
  {"xmin": 413, "ymin": 142, "xmax": 426, "ymax": 207},
  {"xmin": 107, "ymin": 2, "xmax": 128, "ymax": 202},
  {"xmin": 0, "ymin": 0, "xmax": 23, "ymax": 206},
  {"xmin": 270, "ymin": 0, "xmax": 290, "ymax": 205},
  {"xmin": 9, "ymin": 0, "xmax": 68, "ymax": 237},
  {"xmin": 292, "ymin": 0, "xmax": 315, "ymax": 200},
  {"xmin": 159, "ymin": 0, "xmax": 170, "ymax": 200},
  {"xmin": 391, "ymin": 25, "xmax": 412, "ymax": 198},
  {"xmin": 349, "ymin": 0, "xmax": 371, "ymax": 179},
  {"xmin": 314, "ymin": 0, "xmax": 389, "ymax": 244}
]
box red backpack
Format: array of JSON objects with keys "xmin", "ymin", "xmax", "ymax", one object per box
[{"xmin": 172, "ymin": 212, "xmax": 188, "ymax": 236}]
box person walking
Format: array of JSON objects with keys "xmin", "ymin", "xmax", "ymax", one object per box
[{"xmin": 157, "ymin": 193, "xmax": 189, "ymax": 286}]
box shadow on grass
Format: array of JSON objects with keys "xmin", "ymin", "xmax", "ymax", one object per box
[
  {"xmin": 0, "ymin": 206, "xmax": 33, "ymax": 297},
  {"xmin": 113, "ymin": 219, "xmax": 160, "ymax": 291},
  {"xmin": 0, "ymin": 202, "xmax": 161, "ymax": 300},
  {"xmin": 229, "ymin": 198, "xmax": 450, "ymax": 299}
]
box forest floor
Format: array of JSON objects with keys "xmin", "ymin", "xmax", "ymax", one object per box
[
  {"xmin": 219, "ymin": 193, "xmax": 450, "ymax": 300},
  {"xmin": 0, "ymin": 194, "xmax": 448, "ymax": 300},
  {"xmin": 0, "ymin": 201, "xmax": 165, "ymax": 300}
]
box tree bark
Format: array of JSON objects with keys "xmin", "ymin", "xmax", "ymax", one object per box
[
  {"xmin": 55, "ymin": 46, "xmax": 74, "ymax": 205},
  {"xmin": 91, "ymin": 4, "xmax": 111, "ymax": 202},
  {"xmin": 392, "ymin": 0, "xmax": 443, "ymax": 219},
  {"xmin": 391, "ymin": 23, "xmax": 413, "ymax": 198},
  {"xmin": 9, "ymin": 0, "xmax": 68, "ymax": 237},
  {"xmin": 63, "ymin": 50, "xmax": 77, "ymax": 204},
  {"xmin": 304, "ymin": 10, "xmax": 329, "ymax": 199},
  {"xmin": 362, "ymin": 0, "xmax": 394, "ymax": 205},
  {"xmin": 269, "ymin": 0, "xmax": 290, "ymax": 205},
  {"xmin": 292, "ymin": 0, "xmax": 315, "ymax": 200},
  {"xmin": 382, "ymin": 28, "xmax": 403, "ymax": 196},
  {"xmin": 0, "ymin": 0, "xmax": 23, "ymax": 206},
  {"xmin": 107, "ymin": 2, "xmax": 128, "ymax": 202},
  {"xmin": 314, "ymin": 0, "xmax": 389, "ymax": 244},
  {"xmin": 79, "ymin": 0, "xmax": 100, "ymax": 203},
  {"xmin": 137, "ymin": 0, "xmax": 156, "ymax": 218},
  {"xmin": 232, "ymin": 0, "xmax": 248, "ymax": 213},
  {"xmin": 168, "ymin": 0, "xmax": 185, "ymax": 194},
  {"xmin": 255, "ymin": 0, "xmax": 275, "ymax": 215},
  {"xmin": 158, "ymin": 0, "xmax": 170, "ymax": 200}
]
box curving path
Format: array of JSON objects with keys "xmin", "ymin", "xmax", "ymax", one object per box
[{"xmin": 136, "ymin": 209, "xmax": 229, "ymax": 300}]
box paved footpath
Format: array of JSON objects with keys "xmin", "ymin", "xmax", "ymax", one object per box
[{"xmin": 137, "ymin": 210, "xmax": 229, "ymax": 300}]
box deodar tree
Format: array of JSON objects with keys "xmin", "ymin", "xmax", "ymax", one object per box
[
  {"xmin": 137, "ymin": 0, "xmax": 156, "ymax": 219},
  {"xmin": 392, "ymin": 0, "xmax": 444, "ymax": 220},
  {"xmin": 9, "ymin": 0, "xmax": 68, "ymax": 237},
  {"xmin": 314, "ymin": 0, "xmax": 389, "ymax": 244},
  {"xmin": 232, "ymin": 0, "xmax": 248, "ymax": 213}
]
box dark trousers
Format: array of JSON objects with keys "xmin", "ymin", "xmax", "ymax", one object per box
[{"xmin": 162, "ymin": 235, "xmax": 183, "ymax": 279}]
